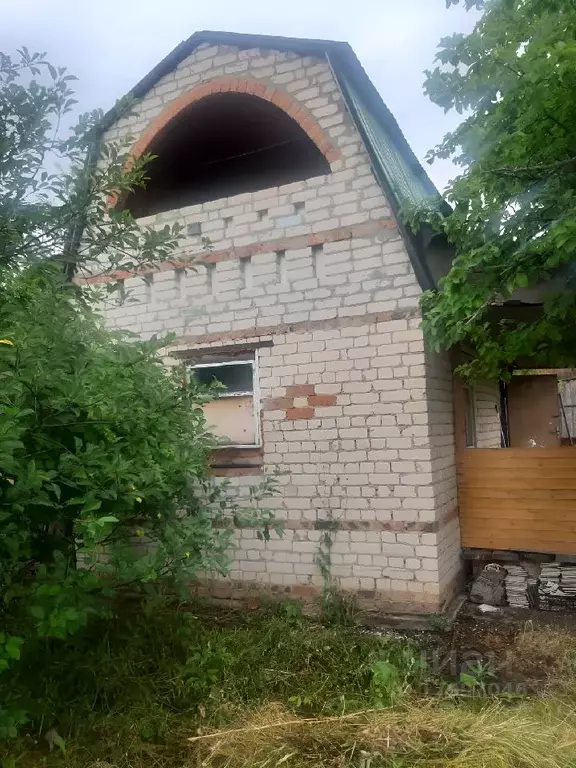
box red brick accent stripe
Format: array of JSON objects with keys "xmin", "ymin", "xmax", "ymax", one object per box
[
  {"xmin": 201, "ymin": 219, "xmax": 396, "ymax": 265},
  {"xmin": 168, "ymin": 306, "xmax": 421, "ymax": 350},
  {"xmin": 194, "ymin": 580, "xmax": 440, "ymax": 612},
  {"xmin": 293, "ymin": 519, "xmax": 436, "ymax": 533},
  {"xmin": 210, "ymin": 512, "xmax": 456, "ymax": 536},
  {"xmin": 280, "ymin": 517, "xmax": 453, "ymax": 534},
  {"xmin": 131, "ymin": 75, "xmax": 340, "ymax": 165},
  {"xmin": 77, "ymin": 219, "xmax": 396, "ymax": 285}
]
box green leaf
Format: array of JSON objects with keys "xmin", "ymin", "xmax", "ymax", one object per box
[
  {"xmin": 82, "ymin": 499, "xmax": 102, "ymax": 514},
  {"xmin": 459, "ymin": 672, "xmax": 479, "ymax": 689},
  {"xmin": 97, "ymin": 516, "xmax": 119, "ymax": 525},
  {"xmin": 5, "ymin": 638, "xmax": 22, "ymax": 660},
  {"xmin": 415, "ymin": 0, "xmax": 576, "ymax": 378}
]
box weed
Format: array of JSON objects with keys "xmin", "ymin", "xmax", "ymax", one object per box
[
  {"xmin": 278, "ymin": 600, "xmax": 304, "ymax": 625},
  {"xmin": 314, "ymin": 526, "xmax": 359, "ymax": 627},
  {"xmin": 459, "ymin": 659, "xmax": 498, "ymax": 694},
  {"xmin": 371, "ymin": 660, "xmax": 403, "ymax": 706},
  {"xmin": 371, "ymin": 644, "xmax": 428, "ymax": 706},
  {"xmin": 427, "ymin": 613, "xmax": 452, "ymax": 633},
  {"xmin": 317, "ymin": 589, "xmax": 359, "ymax": 627},
  {"xmin": 178, "ymin": 641, "xmax": 234, "ymax": 698}
]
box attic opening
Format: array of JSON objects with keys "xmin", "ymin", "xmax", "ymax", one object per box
[{"xmin": 125, "ymin": 92, "xmax": 331, "ymax": 218}]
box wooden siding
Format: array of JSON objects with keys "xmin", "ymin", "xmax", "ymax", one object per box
[{"xmin": 458, "ymin": 448, "xmax": 576, "ymax": 554}]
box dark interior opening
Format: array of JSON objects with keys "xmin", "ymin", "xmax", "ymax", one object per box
[
  {"xmin": 125, "ymin": 93, "xmax": 331, "ymax": 218},
  {"xmin": 193, "ymin": 363, "xmax": 254, "ymax": 394}
]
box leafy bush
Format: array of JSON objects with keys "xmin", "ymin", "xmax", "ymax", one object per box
[
  {"xmin": 0, "ymin": 50, "xmax": 278, "ymax": 736},
  {"xmin": 0, "ymin": 601, "xmax": 416, "ymax": 763},
  {"xmin": 407, "ymin": 0, "xmax": 576, "ymax": 378},
  {"xmin": 0, "ymin": 265, "xmax": 278, "ymax": 734}
]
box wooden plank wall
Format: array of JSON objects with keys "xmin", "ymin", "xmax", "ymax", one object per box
[{"xmin": 458, "ymin": 448, "xmax": 576, "ymax": 554}]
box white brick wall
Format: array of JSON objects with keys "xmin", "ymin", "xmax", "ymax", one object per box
[
  {"xmin": 103, "ymin": 233, "xmax": 419, "ymax": 340},
  {"xmin": 96, "ymin": 41, "xmax": 461, "ymax": 613},
  {"xmin": 170, "ymin": 315, "xmax": 462, "ymax": 612}
]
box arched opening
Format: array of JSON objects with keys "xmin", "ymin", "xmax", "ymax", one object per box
[{"xmin": 125, "ymin": 92, "xmax": 332, "ymax": 218}]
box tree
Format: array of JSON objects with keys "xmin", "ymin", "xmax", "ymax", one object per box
[
  {"xmin": 409, "ymin": 0, "xmax": 576, "ymax": 379},
  {"xmin": 0, "ymin": 48, "xmax": 185, "ymax": 278},
  {"xmin": 0, "ymin": 52, "xmax": 277, "ymax": 736}
]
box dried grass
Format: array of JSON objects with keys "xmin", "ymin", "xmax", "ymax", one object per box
[
  {"xmin": 190, "ymin": 700, "xmax": 576, "ymax": 768},
  {"xmin": 505, "ymin": 624, "xmax": 576, "ymax": 685}
]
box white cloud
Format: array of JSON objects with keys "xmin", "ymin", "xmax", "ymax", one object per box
[{"xmin": 1, "ymin": 0, "xmax": 479, "ymax": 190}]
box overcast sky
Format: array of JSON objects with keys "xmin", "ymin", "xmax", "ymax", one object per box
[{"xmin": 2, "ymin": 0, "xmax": 478, "ymax": 191}]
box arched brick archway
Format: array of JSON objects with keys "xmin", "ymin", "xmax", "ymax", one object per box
[{"xmin": 130, "ymin": 76, "xmax": 340, "ymax": 165}]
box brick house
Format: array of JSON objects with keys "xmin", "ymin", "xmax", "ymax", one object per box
[{"xmin": 92, "ymin": 31, "xmax": 463, "ymax": 615}]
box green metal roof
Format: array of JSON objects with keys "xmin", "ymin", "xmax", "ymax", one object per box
[{"xmin": 335, "ymin": 73, "xmax": 438, "ymax": 207}]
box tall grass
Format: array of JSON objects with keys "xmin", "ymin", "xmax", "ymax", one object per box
[
  {"xmin": 0, "ymin": 599, "xmax": 420, "ymax": 767},
  {"xmin": 4, "ymin": 604, "xmax": 576, "ymax": 768}
]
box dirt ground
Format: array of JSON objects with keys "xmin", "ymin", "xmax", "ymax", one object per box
[
  {"xmin": 367, "ymin": 600, "xmax": 576, "ymax": 692},
  {"xmin": 454, "ymin": 600, "xmax": 576, "ymax": 652}
]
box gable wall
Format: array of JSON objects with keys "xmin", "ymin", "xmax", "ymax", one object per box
[
  {"xmin": 96, "ymin": 42, "xmax": 462, "ymax": 614},
  {"xmin": 100, "ymin": 44, "xmax": 421, "ymax": 340}
]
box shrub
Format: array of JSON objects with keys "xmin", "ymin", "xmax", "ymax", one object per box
[
  {"xmin": 0, "ymin": 265, "xmax": 278, "ymax": 735},
  {"xmin": 0, "ymin": 49, "xmax": 278, "ymax": 735}
]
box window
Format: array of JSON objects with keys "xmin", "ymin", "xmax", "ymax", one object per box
[
  {"xmin": 124, "ymin": 92, "xmax": 331, "ymax": 218},
  {"xmin": 191, "ymin": 354, "xmax": 260, "ymax": 447}
]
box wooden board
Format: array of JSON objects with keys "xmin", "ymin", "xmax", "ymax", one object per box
[
  {"xmin": 203, "ymin": 396, "xmax": 255, "ymax": 445},
  {"xmin": 458, "ymin": 448, "xmax": 576, "ymax": 554}
]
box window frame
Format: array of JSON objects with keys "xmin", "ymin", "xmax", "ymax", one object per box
[
  {"xmin": 464, "ymin": 385, "xmax": 477, "ymax": 448},
  {"xmin": 191, "ymin": 353, "xmax": 261, "ymax": 449}
]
